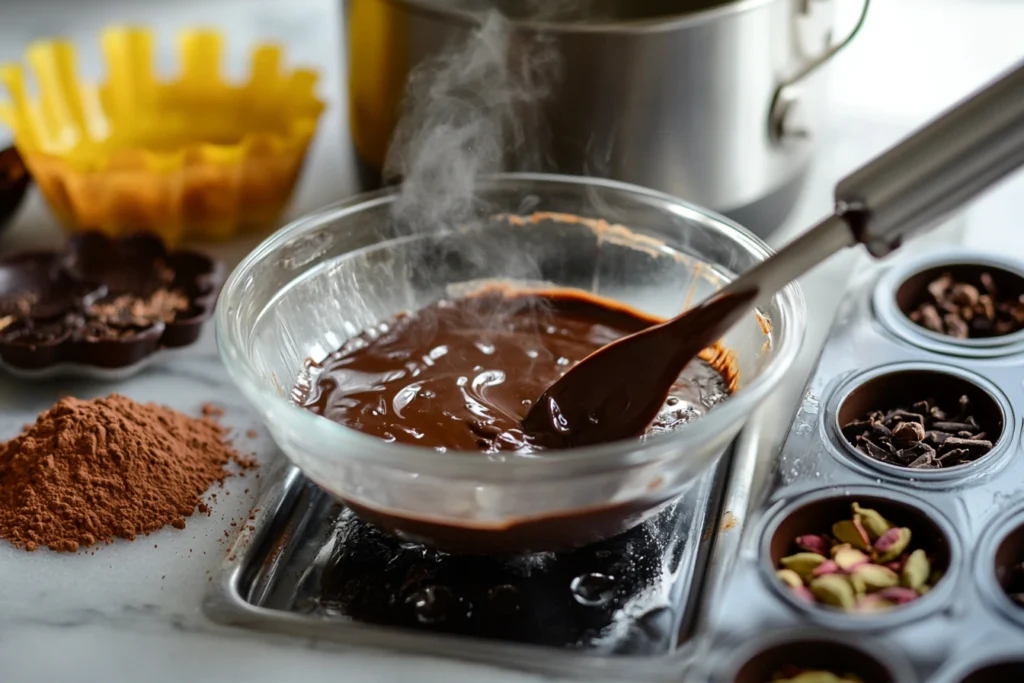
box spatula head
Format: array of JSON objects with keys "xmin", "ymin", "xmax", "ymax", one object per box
[{"xmin": 521, "ymin": 291, "xmax": 757, "ymax": 449}]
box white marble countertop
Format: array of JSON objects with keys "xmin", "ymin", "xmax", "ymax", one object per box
[{"xmin": 0, "ymin": 1, "xmax": 1021, "ymax": 682}]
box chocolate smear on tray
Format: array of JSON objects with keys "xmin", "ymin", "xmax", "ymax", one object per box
[
  {"xmin": 841, "ymin": 394, "xmax": 995, "ymax": 469},
  {"xmin": 905, "ymin": 269, "xmax": 1024, "ymax": 339}
]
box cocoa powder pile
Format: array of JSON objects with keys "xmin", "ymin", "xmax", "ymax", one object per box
[{"xmin": 0, "ymin": 394, "xmax": 255, "ymax": 552}]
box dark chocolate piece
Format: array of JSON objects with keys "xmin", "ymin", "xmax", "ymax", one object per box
[
  {"xmin": 843, "ymin": 394, "xmax": 996, "ymax": 470},
  {"xmin": 904, "ymin": 268, "xmax": 1024, "ymax": 339},
  {"xmin": 0, "ymin": 233, "xmax": 224, "ymax": 371}
]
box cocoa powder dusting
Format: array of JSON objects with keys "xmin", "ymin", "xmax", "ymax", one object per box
[{"xmin": 0, "ymin": 394, "xmax": 256, "ymax": 552}]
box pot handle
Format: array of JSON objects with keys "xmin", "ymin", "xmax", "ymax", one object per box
[{"xmin": 768, "ymin": 0, "xmax": 871, "ymax": 143}]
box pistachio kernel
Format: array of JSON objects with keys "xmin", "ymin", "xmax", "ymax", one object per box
[
  {"xmin": 902, "ymin": 548, "xmax": 931, "ymax": 591},
  {"xmin": 791, "ymin": 584, "xmax": 815, "ymax": 603},
  {"xmin": 780, "ymin": 673, "xmax": 860, "ymax": 683},
  {"xmin": 874, "ymin": 527, "xmax": 912, "ymax": 563},
  {"xmin": 852, "ymin": 502, "xmax": 891, "ymax": 540},
  {"xmin": 812, "ymin": 559, "xmax": 841, "ymax": 577},
  {"xmin": 776, "ymin": 568, "xmax": 804, "ymax": 589},
  {"xmin": 852, "ymin": 563, "xmax": 900, "ymax": 591},
  {"xmin": 795, "ymin": 534, "xmax": 830, "ymax": 556},
  {"xmin": 834, "ymin": 546, "xmax": 870, "ymax": 571},
  {"xmin": 830, "ymin": 542, "xmax": 852, "ymax": 559},
  {"xmin": 855, "ymin": 593, "xmax": 896, "ymax": 612},
  {"xmin": 781, "ymin": 552, "xmax": 827, "ymax": 581},
  {"xmin": 847, "ymin": 571, "xmax": 867, "ymax": 598},
  {"xmin": 810, "ymin": 573, "xmax": 857, "ymax": 610},
  {"xmin": 833, "ymin": 520, "xmax": 870, "ymax": 551},
  {"xmin": 878, "ymin": 586, "xmax": 919, "ymax": 605}
]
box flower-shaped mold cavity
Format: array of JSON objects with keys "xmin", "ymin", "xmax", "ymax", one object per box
[
  {"xmin": 0, "ymin": 232, "xmax": 223, "ymax": 376},
  {"xmin": 874, "ymin": 250, "xmax": 1024, "ymax": 357},
  {"xmin": 731, "ymin": 638, "xmax": 898, "ymax": 683},
  {"xmin": 763, "ymin": 489, "xmax": 958, "ymax": 628},
  {"xmin": 831, "ymin": 363, "xmax": 1010, "ymax": 481},
  {"xmin": 0, "ymin": 145, "xmax": 30, "ymax": 235},
  {"xmin": 0, "ymin": 27, "xmax": 324, "ymax": 243}
]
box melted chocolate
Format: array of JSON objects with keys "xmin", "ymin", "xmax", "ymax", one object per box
[{"xmin": 300, "ymin": 290, "xmax": 733, "ymax": 453}]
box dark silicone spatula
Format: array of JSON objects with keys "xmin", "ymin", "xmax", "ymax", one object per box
[{"xmin": 522, "ymin": 59, "xmax": 1024, "ymax": 449}]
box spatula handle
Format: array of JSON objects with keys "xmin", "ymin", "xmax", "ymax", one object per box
[{"xmin": 836, "ymin": 59, "xmax": 1024, "ymax": 258}]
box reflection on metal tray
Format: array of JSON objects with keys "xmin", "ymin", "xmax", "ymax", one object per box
[
  {"xmin": 205, "ymin": 448, "xmax": 733, "ymax": 680},
  {"xmin": 693, "ymin": 246, "xmax": 1024, "ymax": 683}
]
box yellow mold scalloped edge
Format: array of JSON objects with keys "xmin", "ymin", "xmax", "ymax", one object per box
[{"xmin": 0, "ymin": 26, "xmax": 325, "ymax": 243}]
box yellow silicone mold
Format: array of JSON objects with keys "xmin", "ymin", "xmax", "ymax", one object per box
[{"xmin": 0, "ymin": 27, "xmax": 324, "ymax": 243}]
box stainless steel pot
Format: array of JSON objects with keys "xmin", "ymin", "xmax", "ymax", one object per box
[{"xmin": 345, "ymin": 0, "xmax": 869, "ymax": 236}]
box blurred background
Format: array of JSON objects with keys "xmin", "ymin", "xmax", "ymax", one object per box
[{"xmin": 2, "ymin": 0, "xmax": 1022, "ymax": 257}]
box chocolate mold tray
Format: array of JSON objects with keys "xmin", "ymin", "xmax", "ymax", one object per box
[
  {"xmin": 694, "ymin": 247, "xmax": 1024, "ymax": 683},
  {"xmin": 204, "ymin": 445, "xmax": 735, "ymax": 680},
  {"xmin": 0, "ymin": 233, "xmax": 223, "ymax": 379}
]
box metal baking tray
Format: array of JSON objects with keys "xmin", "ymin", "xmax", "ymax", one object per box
[
  {"xmin": 204, "ymin": 443, "xmax": 734, "ymax": 680},
  {"xmin": 692, "ymin": 246, "xmax": 1024, "ymax": 683}
]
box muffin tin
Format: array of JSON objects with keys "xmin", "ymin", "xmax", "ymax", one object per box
[
  {"xmin": 697, "ymin": 246, "xmax": 1024, "ymax": 682},
  {"xmin": 0, "ymin": 232, "xmax": 223, "ymax": 378},
  {"xmin": 207, "ymin": 245, "xmax": 1024, "ymax": 681}
]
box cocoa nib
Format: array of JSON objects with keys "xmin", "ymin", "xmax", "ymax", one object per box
[
  {"xmin": 842, "ymin": 394, "xmax": 995, "ymax": 469},
  {"xmin": 907, "ymin": 270, "xmax": 1024, "ymax": 339}
]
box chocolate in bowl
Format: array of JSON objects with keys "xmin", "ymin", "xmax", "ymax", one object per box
[
  {"xmin": 216, "ymin": 174, "xmax": 805, "ymax": 554},
  {"xmin": 295, "ymin": 286, "xmax": 738, "ymax": 551}
]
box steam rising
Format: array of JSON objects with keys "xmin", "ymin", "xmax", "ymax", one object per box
[{"xmin": 383, "ymin": 9, "xmax": 559, "ymax": 233}]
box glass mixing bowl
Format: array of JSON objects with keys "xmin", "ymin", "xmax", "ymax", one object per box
[{"xmin": 217, "ymin": 173, "xmax": 806, "ymax": 553}]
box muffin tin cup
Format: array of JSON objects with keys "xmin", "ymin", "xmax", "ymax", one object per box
[
  {"xmin": 825, "ymin": 361, "xmax": 1015, "ymax": 485},
  {"xmin": 712, "ymin": 626, "xmax": 918, "ymax": 683},
  {"xmin": 976, "ymin": 505, "xmax": 1024, "ymax": 630},
  {"xmin": 874, "ymin": 249, "xmax": 1024, "ymax": 357},
  {"xmin": 758, "ymin": 486, "xmax": 961, "ymax": 631},
  {"xmin": 930, "ymin": 657, "xmax": 1024, "ymax": 683}
]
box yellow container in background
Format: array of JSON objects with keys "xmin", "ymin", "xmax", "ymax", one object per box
[{"xmin": 0, "ymin": 27, "xmax": 325, "ymax": 244}]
